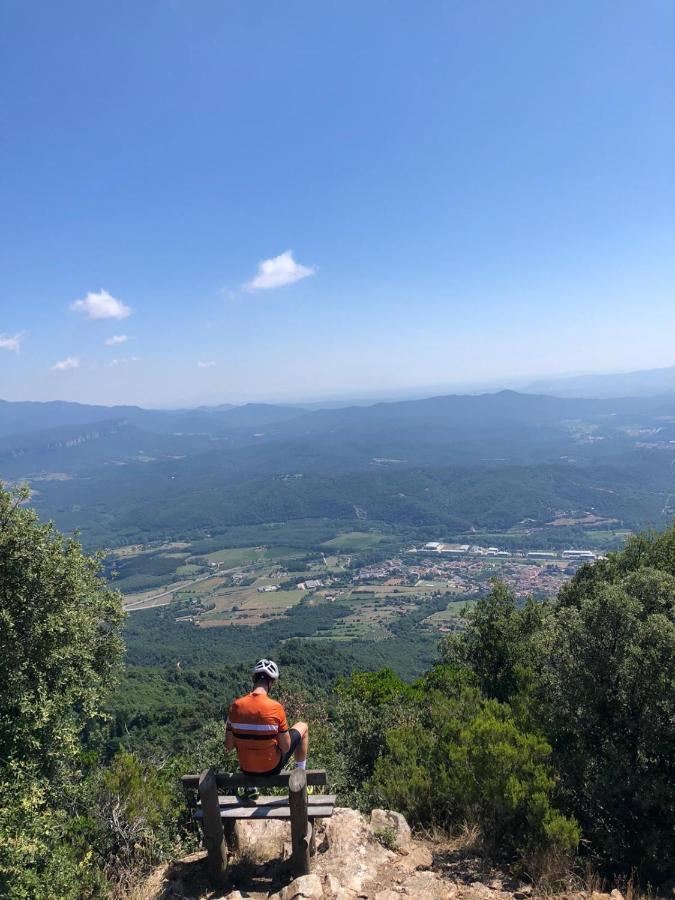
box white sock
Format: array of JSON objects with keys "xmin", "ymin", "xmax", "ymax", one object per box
[{"xmin": 295, "ymin": 760, "xmax": 306, "ymax": 770}]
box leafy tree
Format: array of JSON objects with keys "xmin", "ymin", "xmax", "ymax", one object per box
[
  {"xmin": 540, "ymin": 560, "xmax": 675, "ymax": 882},
  {"xmin": 0, "ymin": 484, "xmax": 125, "ymax": 897},
  {"xmin": 440, "ymin": 582, "xmax": 545, "ymax": 705},
  {"xmin": 331, "ymin": 670, "xmax": 418, "ymax": 804},
  {"xmin": 0, "ymin": 485, "xmax": 124, "ymax": 784}
]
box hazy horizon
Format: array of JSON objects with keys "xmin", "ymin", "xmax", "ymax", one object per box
[
  {"xmin": 2, "ymin": 2, "xmax": 674, "ymax": 407},
  {"xmin": 3, "ymin": 361, "xmax": 675, "ymax": 410}
]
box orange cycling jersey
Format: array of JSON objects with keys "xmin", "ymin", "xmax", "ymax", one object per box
[{"xmin": 226, "ymin": 691, "xmax": 289, "ymax": 773}]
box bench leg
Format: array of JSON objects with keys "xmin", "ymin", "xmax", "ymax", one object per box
[
  {"xmin": 224, "ymin": 819, "xmax": 238, "ymax": 852},
  {"xmin": 289, "ymin": 769, "xmax": 311, "ymax": 876},
  {"xmin": 199, "ymin": 768, "xmax": 228, "ymax": 885}
]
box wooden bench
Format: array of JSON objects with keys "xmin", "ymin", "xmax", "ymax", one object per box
[{"xmin": 181, "ymin": 768, "xmax": 334, "ymax": 885}]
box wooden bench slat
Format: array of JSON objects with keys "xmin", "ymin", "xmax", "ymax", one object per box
[
  {"xmin": 212, "ymin": 794, "xmax": 336, "ymax": 809},
  {"xmin": 195, "ymin": 805, "xmax": 335, "ymax": 820},
  {"xmin": 182, "ymin": 769, "xmax": 327, "ymax": 790}
]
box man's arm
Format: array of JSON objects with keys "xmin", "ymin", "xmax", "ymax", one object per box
[
  {"xmin": 276, "ymin": 703, "xmax": 291, "ymax": 752},
  {"xmin": 225, "ymin": 717, "xmax": 235, "ymax": 751}
]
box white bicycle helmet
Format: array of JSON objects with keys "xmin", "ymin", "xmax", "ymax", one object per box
[{"xmin": 252, "ymin": 658, "xmax": 280, "ymax": 681}]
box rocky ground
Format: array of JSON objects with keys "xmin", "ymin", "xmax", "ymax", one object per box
[{"xmin": 132, "ymin": 807, "xmax": 631, "ymax": 900}]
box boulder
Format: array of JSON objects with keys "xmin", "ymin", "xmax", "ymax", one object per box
[
  {"xmin": 324, "ymin": 873, "xmax": 359, "ymax": 899},
  {"xmin": 378, "ymin": 870, "xmax": 455, "ymax": 898},
  {"xmin": 270, "ymin": 873, "xmax": 323, "ymax": 900},
  {"xmin": 393, "ymin": 842, "xmax": 433, "ymax": 871},
  {"xmin": 370, "ymin": 809, "xmax": 412, "ymax": 850},
  {"xmin": 233, "ymin": 817, "xmax": 288, "ymax": 863},
  {"xmin": 316, "ymin": 808, "xmax": 395, "ymax": 892}
]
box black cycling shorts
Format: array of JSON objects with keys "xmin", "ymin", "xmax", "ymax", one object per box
[{"xmin": 240, "ymin": 727, "xmax": 303, "ymax": 777}]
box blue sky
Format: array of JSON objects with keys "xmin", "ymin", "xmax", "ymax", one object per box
[{"xmin": 1, "ymin": 0, "xmax": 674, "ymax": 406}]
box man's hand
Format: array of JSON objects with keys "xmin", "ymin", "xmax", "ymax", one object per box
[{"xmin": 277, "ymin": 730, "xmax": 291, "ymax": 753}]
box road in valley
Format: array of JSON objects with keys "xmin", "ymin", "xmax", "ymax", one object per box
[{"xmin": 122, "ymin": 565, "xmax": 247, "ymax": 612}]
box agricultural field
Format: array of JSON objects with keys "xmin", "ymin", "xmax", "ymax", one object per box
[
  {"xmin": 201, "ymin": 545, "xmax": 306, "ymax": 566},
  {"xmin": 113, "ymin": 522, "xmax": 602, "ymax": 643},
  {"xmin": 198, "ymin": 584, "xmax": 308, "ymax": 628},
  {"xmin": 424, "ymin": 598, "xmax": 477, "ymax": 630},
  {"xmin": 321, "ymin": 531, "xmax": 391, "ymax": 551},
  {"xmin": 309, "ymin": 581, "xmax": 446, "ymax": 642},
  {"xmin": 111, "ymin": 539, "xmax": 316, "ymax": 608}
]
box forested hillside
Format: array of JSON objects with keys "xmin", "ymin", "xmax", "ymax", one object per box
[
  {"xmin": 0, "ymin": 483, "xmax": 673, "ymax": 898},
  {"xmin": 2, "ymin": 391, "xmax": 675, "ymax": 550}
]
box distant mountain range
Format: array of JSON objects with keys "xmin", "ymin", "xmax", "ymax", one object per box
[
  {"xmin": 1, "ymin": 390, "xmax": 674, "ymax": 548},
  {"xmin": 524, "ymin": 365, "xmax": 675, "ymax": 398},
  {"xmin": 0, "ymin": 398, "xmax": 305, "ymax": 438},
  {"xmin": 3, "ymin": 389, "xmax": 675, "ymax": 479}
]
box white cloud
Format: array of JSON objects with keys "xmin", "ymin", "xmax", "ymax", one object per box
[
  {"xmin": 243, "ymin": 250, "xmax": 316, "ymax": 291},
  {"xmin": 197, "ymin": 360, "xmax": 216, "ymax": 368},
  {"xmin": 0, "ymin": 332, "xmax": 26, "ymax": 353},
  {"xmin": 70, "ymin": 289, "xmax": 131, "ymax": 320},
  {"xmin": 51, "ymin": 356, "xmax": 80, "ymax": 371},
  {"xmin": 105, "ymin": 334, "xmax": 130, "ymax": 346},
  {"xmin": 108, "ymin": 356, "xmax": 140, "ymax": 368}
]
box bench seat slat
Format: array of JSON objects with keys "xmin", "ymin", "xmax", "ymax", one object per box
[
  {"xmin": 182, "ymin": 769, "xmax": 327, "ymax": 790},
  {"xmin": 195, "ymin": 805, "xmax": 334, "ymax": 820},
  {"xmin": 212, "ymin": 794, "xmax": 336, "ymax": 809}
]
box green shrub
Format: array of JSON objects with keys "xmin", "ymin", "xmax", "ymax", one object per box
[
  {"xmin": 373, "ymin": 826, "xmax": 398, "ymax": 851},
  {"xmin": 369, "ymin": 686, "xmax": 579, "ymax": 864},
  {"xmin": 0, "ymin": 774, "xmax": 107, "ymax": 900},
  {"xmin": 331, "ymin": 670, "xmax": 418, "ymax": 806},
  {"xmin": 101, "ymin": 750, "xmax": 173, "ymax": 835},
  {"xmin": 540, "ymin": 558, "xmax": 675, "ymax": 881}
]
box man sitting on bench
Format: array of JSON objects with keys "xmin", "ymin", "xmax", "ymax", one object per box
[{"xmin": 225, "ymin": 658, "xmax": 309, "ymax": 800}]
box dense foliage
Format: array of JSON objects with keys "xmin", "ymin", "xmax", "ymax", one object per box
[
  {"xmin": 436, "ymin": 535, "xmax": 675, "ymax": 883},
  {"xmin": 330, "ymin": 666, "xmax": 579, "ymax": 877},
  {"xmin": 0, "ymin": 486, "xmax": 125, "ymax": 897},
  {"xmin": 539, "ymin": 532, "xmax": 675, "ymax": 881},
  {"xmin": 0, "ymin": 487, "xmax": 124, "ymax": 784},
  {"xmin": 1, "ymin": 481, "xmax": 673, "ymax": 896},
  {"xmin": 34, "ymin": 458, "xmax": 672, "ymax": 550},
  {"xmin": 329, "ymin": 530, "xmax": 674, "ymax": 885},
  {"xmin": 7, "ymin": 392, "xmax": 675, "ymax": 550}
]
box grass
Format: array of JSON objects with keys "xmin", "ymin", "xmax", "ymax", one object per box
[
  {"xmin": 123, "ymin": 587, "xmax": 165, "ymax": 605},
  {"xmin": 200, "ymin": 546, "xmax": 261, "ymax": 565},
  {"xmin": 340, "ymin": 584, "xmax": 439, "ymax": 604},
  {"xmin": 191, "ymin": 574, "xmax": 308, "ymax": 626},
  {"xmin": 199, "ymin": 544, "xmax": 307, "ymax": 566},
  {"xmin": 321, "ymin": 531, "xmax": 388, "ymax": 551},
  {"xmin": 317, "ymin": 620, "xmax": 392, "ymax": 641},
  {"xmin": 188, "ymin": 575, "xmax": 229, "ymax": 594},
  {"xmin": 241, "ymin": 589, "xmax": 306, "ymax": 610},
  {"xmin": 425, "ymin": 599, "xmax": 476, "ymax": 626},
  {"xmin": 174, "ymin": 563, "xmax": 202, "ymax": 576},
  {"xmin": 322, "ymin": 554, "xmax": 348, "ymax": 571}
]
